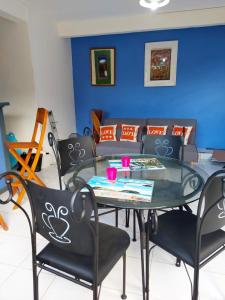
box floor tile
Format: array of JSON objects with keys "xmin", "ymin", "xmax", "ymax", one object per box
[
  {"xmin": 148, "ymin": 260, "xmax": 191, "ymax": 300},
  {"xmin": 41, "ymin": 276, "xmax": 90, "ymax": 300},
  {"xmin": 0, "ymin": 235, "xmax": 31, "ymax": 267},
  {"xmin": 0, "ymin": 264, "xmax": 16, "ymax": 285},
  {"xmin": 103, "ymin": 256, "xmax": 143, "ymax": 296},
  {"xmin": 198, "ymin": 271, "xmax": 225, "ymax": 300},
  {"xmin": 0, "ymin": 268, "xmax": 54, "ymax": 300},
  {"xmin": 1, "ymin": 161, "xmax": 225, "ymax": 300}
]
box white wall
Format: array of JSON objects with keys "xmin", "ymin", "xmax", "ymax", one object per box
[
  {"xmin": 0, "ymin": 17, "xmax": 36, "ymax": 141},
  {"xmin": 58, "ymin": 6, "xmax": 225, "ymax": 37},
  {"xmin": 28, "ymin": 9, "xmax": 76, "ymax": 140},
  {"xmin": 0, "ymin": 0, "xmax": 76, "ymax": 163},
  {"xmin": 0, "ymin": 0, "xmax": 28, "ymax": 22}
]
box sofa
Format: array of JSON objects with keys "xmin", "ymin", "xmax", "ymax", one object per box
[{"xmin": 95, "ymin": 117, "xmax": 198, "ymax": 162}]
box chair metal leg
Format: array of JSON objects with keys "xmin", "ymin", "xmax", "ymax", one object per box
[
  {"xmin": 192, "ymin": 265, "xmax": 199, "ymax": 300},
  {"xmin": 59, "ymin": 177, "xmax": 62, "ymax": 190},
  {"xmin": 136, "ymin": 210, "xmax": 146, "ymax": 300},
  {"xmin": 121, "ymin": 253, "xmax": 127, "ymax": 299},
  {"xmin": 145, "ymin": 210, "xmax": 156, "ymax": 300},
  {"xmin": 132, "ymin": 210, "xmax": 137, "ymax": 242},
  {"xmin": 176, "ymin": 257, "xmax": 181, "ymax": 267},
  {"xmin": 115, "ymin": 208, "xmax": 118, "ymax": 227},
  {"xmin": 32, "ymin": 263, "xmax": 39, "ymax": 300},
  {"xmin": 93, "ymin": 284, "xmax": 98, "ymax": 300},
  {"xmin": 125, "ymin": 209, "xmax": 130, "ymax": 228},
  {"xmin": 146, "ymin": 227, "xmax": 150, "ymax": 300}
]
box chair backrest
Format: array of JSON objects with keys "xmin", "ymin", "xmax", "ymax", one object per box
[
  {"xmin": 48, "ymin": 133, "xmax": 96, "ymax": 177},
  {"xmin": 0, "ymin": 172, "xmax": 98, "ymax": 257},
  {"xmin": 197, "ymin": 170, "xmax": 225, "ymax": 236},
  {"xmin": 142, "ymin": 135, "xmax": 183, "ymax": 160},
  {"xmin": 32, "ymin": 108, "xmax": 48, "ymax": 145}
]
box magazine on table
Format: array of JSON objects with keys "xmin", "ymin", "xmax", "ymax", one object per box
[
  {"xmin": 108, "ymin": 158, "xmax": 165, "ymax": 171},
  {"xmin": 87, "ymin": 176, "xmax": 154, "ymax": 202}
]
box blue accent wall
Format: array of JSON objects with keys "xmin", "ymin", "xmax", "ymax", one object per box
[{"xmin": 71, "ymin": 25, "xmax": 225, "ymax": 149}]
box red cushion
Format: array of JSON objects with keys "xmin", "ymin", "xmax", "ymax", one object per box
[
  {"xmin": 120, "ymin": 124, "xmax": 140, "ymax": 142},
  {"xmin": 99, "ymin": 125, "xmax": 117, "ymax": 142},
  {"xmin": 147, "ymin": 125, "xmax": 168, "ymax": 136},
  {"xmin": 172, "ymin": 125, "xmax": 192, "ymax": 145}
]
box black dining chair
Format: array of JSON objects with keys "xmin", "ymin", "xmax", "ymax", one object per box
[
  {"xmin": 48, "ymin": 132, "xmax": 119, "ymax": 227},
  {"xmin": 0, "ymin": 172, "xmax": 130, "ymax": 300},
  {"xmin": 48, "ymin": 132, "xmax": 96, "ymax": 190},
  {"xmin": 142, "ymin": 135, "xmax": 184, "ymax": 160},
  {"xmin": 145, "ymin": 169, "xmax": 225, "ymax": 300},
  {"xmin": 126, "ymin": 135, "xmax": 184, "ymax": 242}
]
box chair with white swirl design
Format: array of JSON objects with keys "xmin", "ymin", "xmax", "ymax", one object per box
[
  {"xmin": 145, "ymin": 169, "xmax": 225, "ymax": 300},
  {"xmin": 142, "ymin": 135, "xmax": 183, "ymax": 160},
  {"xmin": 48, "ymin": 133, "xmax": 119, "ymax": 227},
  {"xmin": 0, "ymin": 172, "xmax": 130, "ymax": 300}
]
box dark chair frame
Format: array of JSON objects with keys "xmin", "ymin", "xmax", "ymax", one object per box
[
  {"xmin": 141, "ymin": 134, "xmax": 184, "ymax": 161},
  {"xmin": 145, "ymin": 169, "xmax": 225, "ymax": 300},
  {"xmin": 48, "ymin": 132, "xmax": 96, "ymax": 190},
  {"xmin": 126, "ymin": 129, "xmax": 185, "ymax": 241},
  {"xmin": 0, "ymin": 171, "xmax": 128, "ymax": 300},
  {"xmin": 48, "ymin": 132, "xmax": 119, "ymax": 227}
]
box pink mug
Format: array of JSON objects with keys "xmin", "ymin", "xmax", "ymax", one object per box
[
  {"xmin": 106, "ymin": 167, "xmax": 117, "ymax": 181},
  {"xmin": 121, "ymin": 156, "xmax": 131, "ymax": 168}
]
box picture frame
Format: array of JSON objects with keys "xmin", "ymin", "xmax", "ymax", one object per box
[
  {"xmin": 144, "ymin": 41, "xmax": 178, "ymax": 87},
  {"xmin": 90, "ymin": 48, "xmax": 115, "ymax": 86}
]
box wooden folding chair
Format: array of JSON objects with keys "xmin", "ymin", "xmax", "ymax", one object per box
[
  {"xmin": 0, "ymin": 214, "xmax": 8, "ymax": 230},
  {"xmin": 5, "ymin": 108, "xmax": 48, "ymax": 208}
]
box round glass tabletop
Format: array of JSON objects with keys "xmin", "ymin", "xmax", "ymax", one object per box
[{"xmin": 64, "ymin": 154, "xmax": 205, "ymax": 210}]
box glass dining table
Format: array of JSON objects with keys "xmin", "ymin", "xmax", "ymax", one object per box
[{"xmin": 64, "ymin": 154, "xmax": 205, "ymax": 300}]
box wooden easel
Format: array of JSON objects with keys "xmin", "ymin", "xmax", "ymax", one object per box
[
  {"xmin": 5, "ymin": 108, "xmax": 48, "ymax": 208},
  {"xmin": 0, "ymin": 214, "xmax": 8, "ymax": 230}
]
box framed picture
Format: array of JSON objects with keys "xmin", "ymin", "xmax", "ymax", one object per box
[
  {"xmin": 144, "ymin": 41, "xmax": 178, "ymax": 87},
  {"xmin": 90, "ymin": 48, "xmax": 115, "ymax": 86}
]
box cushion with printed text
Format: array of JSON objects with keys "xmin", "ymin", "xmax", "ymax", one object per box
[
  {"xmin": 99, "ymin": 125, "xmax": 117, "ymax": 142},
  {"xmin": 172, "ymin": 125, "xmax": 192, "ymax": 145},
  {"xmin": 120, "ymin": 124, "xmax": 140, "ymax": 142},
  {"xmin": 147, "ymin": 125, "xmax": 168, "ymax": 136}
]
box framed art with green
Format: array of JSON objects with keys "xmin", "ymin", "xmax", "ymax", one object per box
[{"xmin": 90, "ymin": 48, "xmax": 115, "ymax": 86}]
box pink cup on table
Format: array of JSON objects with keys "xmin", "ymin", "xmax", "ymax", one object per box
[
  {"xmin": 121, "ymin": 156, "xmax": 131, "ymax": 167},
  {"xmin": 106, "ymin": 167, "xmax": 117, "ymax": 181}
]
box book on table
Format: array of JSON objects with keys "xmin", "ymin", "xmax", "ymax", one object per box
[
  {"xmin": 87, "ymin": 176, "xmax": 154, "ymax": 202},
  {"xmin": 108, "ymin": 157, "xmax": 165, "ymax": 171}
]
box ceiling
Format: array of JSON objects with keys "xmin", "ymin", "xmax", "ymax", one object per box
[{"xmin": 27, "ymin": 0, "xmax": 225, "ymax": 21}]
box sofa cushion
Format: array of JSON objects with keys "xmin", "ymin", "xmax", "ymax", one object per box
[
  {"xmin": 147, "ymin": 125, "xmax": 168, "ymax": 136},
  {"xmin": 146, "ymin": 118, "xmax": 196, "ymax": 145},
  {"xmin": 99, "ymin": 125, "xmax": 117, "ymax": 142},
  {"xmin": 172, "ymin": 125, "xmax": 193, "ymax": 145},
  {"xmin": 96, "ymin": 141, "xmax": 141, "ymax": 156},
  {"xmin": 103, "ymin": 118, "xmax": 146, "ymax": 142},
  {"xmin": 120, "ymin": 124, "xmax": 140, "ymax": 142}
]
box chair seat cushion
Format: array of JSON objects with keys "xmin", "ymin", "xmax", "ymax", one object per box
[
  {"xmin": 147, "ymin": 210, "xmax": 225, "ymax": 266},
  {"xmin": 37, "ymin": 222, "xmax": 130, "ymax": 284}
]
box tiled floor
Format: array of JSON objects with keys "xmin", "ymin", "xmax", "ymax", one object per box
[{"xmin": 0, "ymin": 160, "xmax": 225, "ymax": 300}]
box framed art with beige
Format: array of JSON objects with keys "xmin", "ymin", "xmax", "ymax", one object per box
[{"xmin": 144, "ymin": 41, "xmax": 178, "ymax": 87}]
